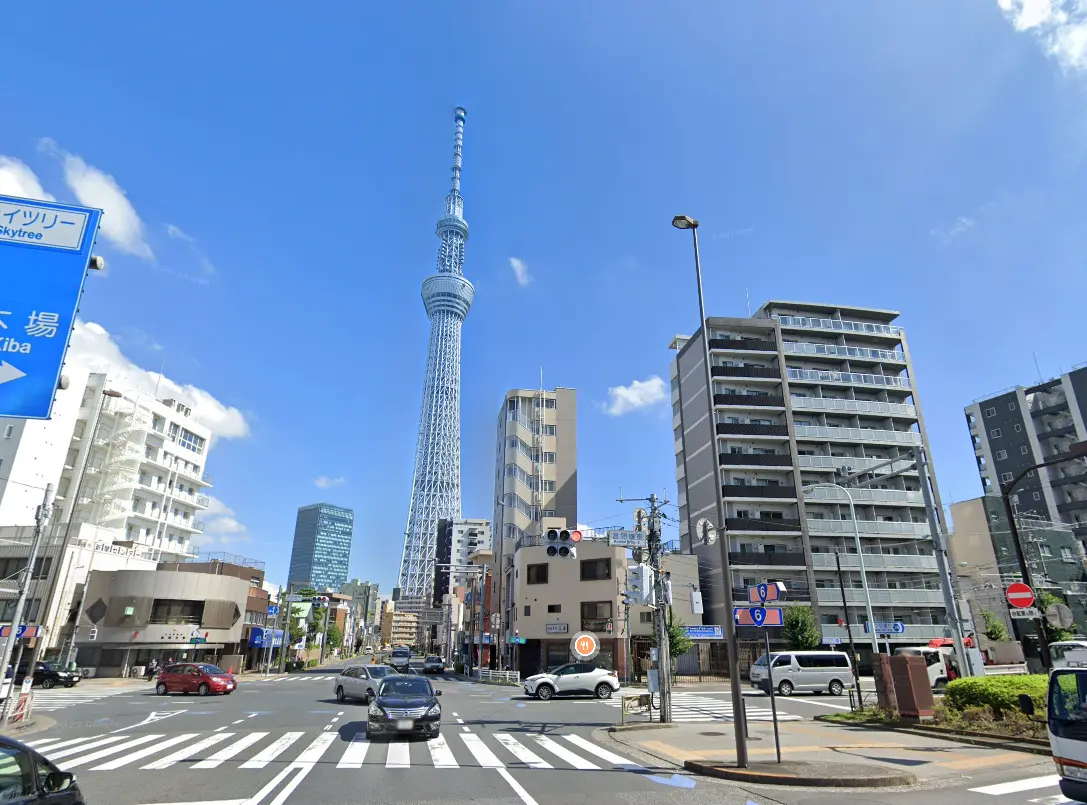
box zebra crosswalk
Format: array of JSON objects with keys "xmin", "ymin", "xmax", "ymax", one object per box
[
  {"xmin": 967, "ymin": 773, "xmax": 1068, "ymax": 802},
  {"xmin": 26, "ymin": 686, "xmax": 132, "ymax": 712},
  {"xmin": 599, "ymin": 692, "xmax": 803, "ymax": 723},
  {"xmin": 25, "ymin": 728, "xmax": 643, "ymax": 775}
]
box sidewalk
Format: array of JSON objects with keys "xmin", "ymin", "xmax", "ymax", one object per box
[{"xmin": 604, "ymin": 715, "xmax": 1050, "ymax": 787}]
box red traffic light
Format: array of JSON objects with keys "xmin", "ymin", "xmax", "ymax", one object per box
[{"xmin": 570, "ymin": 530, "xmax": 582, "ymax": 543}]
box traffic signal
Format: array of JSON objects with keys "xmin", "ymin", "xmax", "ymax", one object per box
[
  {"xmin": 627, "ymin": 563, "xmax": 656, "ymax": 606},
  {"xmin": 545, "ymin": 528, "xmax": 582, "ymax": 558},
  {"xmin": 312, "ymin": 595, "xmax": 330, "ymax": 608}
]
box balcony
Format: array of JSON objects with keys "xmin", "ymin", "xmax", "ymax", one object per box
[
  {"xmin": 1040, "ymin": 425, "xmax": 1077, "ymax": 439},
  {"xmin": 819, "ymin": 624, "xmax": 949, "ymax": 641},
  {"xmin": 790, "ymin": 396, "xmax": 917, "ymax": 418},
  {"xmin": 725, "ymin": 517, "xmax": 802, "ymax": 533},
  {"xmin": 709, "ymin": 337, "xmax": 776, "ymax": 353},
  {"xmin": 807, "ymin": 519, "xmax": 931, "ymax": 537},
  {"xmin": 729, "ymin": 552, "xmax": 806, "ymax": 567},
  {"xmin": 810, "ymin": 552, "xmax": 938, "ymax": 572},
  {"xmin": 772, "ymin": 314, "xmax": 902, "ymax": 339},
  {"xmin": 804, "ymin": 486, "xmax": 924, "ymax": 506},
  {"xmin": 196, "ymin": 495, "xmax": 211, "ymax": 508},
  {"xmin": 202, "ymin": 473, "xmax": 213, "ymax": 485},
  {"xmin": 798, "ymin": 455, "xmax": 918, "ymax": 474},
  {"xmin": 816, "ymin": 587, "xmax": 945, "ymax": 606},
  {"xmin": 783, "ymin": 341, "xmax": 905, "ymax": 364},
  {"xmin": 793, "ymin": 425, "xmax": 922, "ymax": 447},
  {"xmin": 716, "ymin": 423, "xmax": 789, "ymax": 438},
  {"xmin": 1032, "ymin": 400, "xmax": 1069, "ymax": 417},
  {"xmin": 711, "ymin": 365, "xmax": 780, "ymax": 380},
  {"xmin": 714, "ymin": 392, "xmax": 785, "ymax": 408},
  {"xmin": 1051, "ymin": 473, "xmax": 1087, "ymax": 488},
  {"xmin": 722, "ymin": 484, "xmax": 797, "ymax": 499},
  {"xmin": 1058, "ymin": 499, "xmax": 1087, "ymax": 514},
  {"xmin": 786, "ymin": 368, "xmax": 910, "ymax": 390},
  {"xmin": 719, "ymin": 453, "xmax": 793, "ymax": 467}
]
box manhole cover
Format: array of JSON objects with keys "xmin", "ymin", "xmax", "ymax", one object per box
[{"xmin": 699, "ymin": 732, "xmax": 725, "ymax": 737}]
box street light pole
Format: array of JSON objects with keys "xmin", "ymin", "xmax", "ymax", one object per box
[
  {"xmin": 672, "ymin": 214, "xmax": 748, "ymax": 768},
  {"xmin": 804, "ymin": 483, "xmax": 879, "ymax": 653}
]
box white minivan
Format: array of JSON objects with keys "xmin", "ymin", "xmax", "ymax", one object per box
[{"xmin": 749, "ymin": 650, "xmax": 854, "ymax": 696}]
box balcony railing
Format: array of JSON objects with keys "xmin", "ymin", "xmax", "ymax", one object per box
[
  {"xmin": 711, "ymin": 365, "xmax": 780, "ymax": 380},
  {"xmin": 804, "ymin": 486, "xmax": 924, "ymax": 506},
  {"xmin": 773, "ymin": 314, "xmax": 902, "ymax": 337},
  {"xmin": 1051, "ymin": 473, "xmax": 1087, "ymax": 488},
  {"xmin": 729, "ymin": 552, "xmax": 806, "ymax": 566},
  {"xmin": 1031, "ymin": 400, "xmax": 1069, "ymax": 417},
  {"xmin": 793, "ymin": 425, "xmax": 922, "ymax": 446},
  {"xmin": 714, "ymin": 392, "xmax": 785, "ymax": 408},
  {"xmin": 783, "ymin": 341, "xmax": 905, "ymax": 363},
  {"xmin": 787, "ymin": 368, "xmax": 910, "ymax": 389},
  {"xmin": 1058, "ymin": 499, "xmax": 1087, "ymax": 514},
  {"xmin": 807, "ymin": 519, "xmax": 931, "ymax": 536},
  {"xmin": 816, "ymin": 587, "xmax": 945, "ymax": 606},
  {"xmin": 732, "ymin": 587, "xmax": 810, "ymax": 602},
  {"xmin": 716, "ymin": 423, "xmax": 789, "ymax": 437},
  {"xmin": 719, "ymin": 453, "xmax": 793, "ymax": 467},
  {"xmin": 789, "ymin": 396, "xmax": 917, "ymax": 418},
  {"xmin": 722, "ymin": 484, "xmax": 797, "ymax": 499},
  {"xmin": 709, "ymin": 337, "xmax": 776, "ymax": 352},
  {"xmin": 202, "ymin": 472, "xmax": 214, "ymax": 485},
  {"xmin": 725, "ymin": 517, "xmax": 802, "ymax": 532},
  {"xmin": 798, "ymin": 455, "xmax": 919, "ymax": 474},
  {"xmin": 810, "ymin": 552, "xmax": 938, "ymax": 572},
  {"xmin": 819, "ymin": 624, "xmax": 948, "ymax": 641},
  {"xmin": 196, "ymin": 495, "xmax": 211, "ymax": 507}
]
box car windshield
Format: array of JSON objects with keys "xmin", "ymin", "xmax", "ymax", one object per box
[
  {"xmin": 425, "ymin": 656, "xmax": 440, "ymax": 662},
  {"xmin": 380, "ymin": 677, "xmax": 432, "ymax": 697},
  {"xmin": 369, "ymin": 666, "xmax": 391, "ymax": 677},
  {"xmin": 753, "ymin": 654, "xmax": 771, "ymax": 667},
  {"xmin": 392, "ymin": 649, "xmax": 410, "ymax": 657},
  {"xmin": 199, "ymin": 664, "xmax": 225, "ymax": 675}
]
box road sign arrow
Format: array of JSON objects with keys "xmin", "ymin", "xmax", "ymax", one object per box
[{"xmin": 0, "ymin": 362, "xmax": 26, "ymax": 385}]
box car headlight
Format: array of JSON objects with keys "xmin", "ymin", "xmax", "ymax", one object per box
[
  {"xmin": 368, "ymin": 704, "xmax": 384, "ymax": 718},
  {"xmin": 426, "ymin": 704, "xmax": 441, "ymax": 717}
]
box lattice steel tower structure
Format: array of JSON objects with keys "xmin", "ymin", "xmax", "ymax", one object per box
[{"xmin": 397, "ymin": 107, "xmax": 475, "ymax": 608}]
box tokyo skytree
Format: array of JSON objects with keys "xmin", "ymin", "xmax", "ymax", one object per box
[{"xmin": 397, "ymin": 107, "xmax": 474, "ymax": 606}]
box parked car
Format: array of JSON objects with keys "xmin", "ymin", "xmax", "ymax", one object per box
[
  {"xmin": 333, "ymin": 664, "xmax": 393, "ymax": 703},
  {"xmin": 523, "ymin": 662, "xmax": 620, "ymax": 700},
  {"xmin": 422, "ymin": 656, "xmax": 444, "ymax": 674},
  {"xmin": 366, "ymin": 675, "xmax": 442, "ymax": 739},
  {"xmin": 389, "ymin": 647, "xmax": 412, "ymax": 673},
  {"xmin": 6, "ymin": 662, "xmax": 80, "ymax": 690},
  {"xmin": 0, "ymin": 731, "xmax": 85, "ymax": 803},
  {"xmin": 749, "ymin": 650, "xmax": 853, "ymax": 696},
  {"xmin": 155, "ymin": 663, "xmax": 236, "ymax": 696}
]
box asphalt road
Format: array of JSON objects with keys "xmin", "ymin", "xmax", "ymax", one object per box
[{"xmin": 16, "ymin": 666, "xmax": 1072, "ymax": 805}]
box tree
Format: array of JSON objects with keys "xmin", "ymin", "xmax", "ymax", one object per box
[
  {"xmin": 783, "ymin": 605, "xmax": 821, "ymax": 651},
  {"xmin": 326, "ymin": 624, "xmax": 343, "ymax": 648},
  {"xmin": 651, "ymin": 608, "xmax": 694, "ymax": 660},
  {"xmin": 1038, "ymin": 590, "xmax": 1077, "ymax": 642},
  {"xmin": 980, "ymin": 610, "xmax": 1010, "ymax": 642}
]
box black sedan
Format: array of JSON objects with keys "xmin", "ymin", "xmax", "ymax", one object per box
[
  {"xmin": 0, "ymin": 731, "xmax": 85, "ymax": 803},
  {"xmin": 6, "ymin": 662, "xmax": 80, "ymax": 689},
  {"xmin": 366, "ymin": 675, "xmax": 442, "ymax": 739}
]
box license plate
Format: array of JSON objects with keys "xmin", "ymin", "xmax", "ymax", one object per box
[{"xmin": 396, "ymin": 719, "xmax": 413, "ymax": 730}]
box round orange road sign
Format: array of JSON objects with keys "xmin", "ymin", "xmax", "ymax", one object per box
[{"xmin": 570, "ymin": 630, "xmax": 600, "ymax": 660}]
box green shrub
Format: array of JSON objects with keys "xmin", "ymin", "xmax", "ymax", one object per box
[{"xmin": 945, "ymin": 674, "xmax": 1048, "ymax": 718}]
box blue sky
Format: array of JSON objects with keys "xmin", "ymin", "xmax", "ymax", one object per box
[{"xmin": 2, "ymin": 3, "xmax": 1086, "ymax": 592}]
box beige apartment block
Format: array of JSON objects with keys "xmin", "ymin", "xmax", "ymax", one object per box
[{"xmin": 381, "ymin": 608, "xmax": 418, "ymax": 648}]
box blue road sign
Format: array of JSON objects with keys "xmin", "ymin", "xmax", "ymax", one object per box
[
  {"xmin": 267, "ymin": 605, "xmax": 279, "ymax": 616},
  {"xmin": 822, "ymin": 636, "xmax": 843, "ymax": 645},
  {"xmin": 734, "ymin": 607, "xmax": 784, "ymax": 626},
  {"xmin": 0, "ymin": 195, "xmax": 102, "ymax": 420},
  {"xmin": 684, "ymin": 625, "xmax": 724, "ymax": 640},
  {"xmin": 865, "ymin": 620, "xmax": 906, "ymax": 635}
]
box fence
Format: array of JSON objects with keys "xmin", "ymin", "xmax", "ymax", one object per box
[{"xmin": 472, "ymin": 668, "xmax": 520, "ymax": 684}]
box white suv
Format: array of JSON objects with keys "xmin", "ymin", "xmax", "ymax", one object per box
[
  {"xmin": 389, "ymin": 648, "xmax": 412, "ymax": 673},
  {"xmin": 523, "ymin": 662, "xmax": 620, "ymax": 700}
]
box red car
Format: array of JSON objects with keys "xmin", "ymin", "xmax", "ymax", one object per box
[{"xmin": 156, "ymin": 662, "xmax": 236, "ymax": 696}]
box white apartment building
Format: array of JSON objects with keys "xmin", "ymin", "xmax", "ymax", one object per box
[{"xmin": 451, "ymin": 519, "xmax": 491, "ymax": 589}]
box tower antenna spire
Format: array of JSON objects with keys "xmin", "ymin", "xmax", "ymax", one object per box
[{"xmin": 451, "ymin": 107, "xmax": 466, "ymax": 194}]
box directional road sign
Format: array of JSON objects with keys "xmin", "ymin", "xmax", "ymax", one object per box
[
  {"xmin": 865, "ymin": 620, "xmax": 906, "ymax": 634},
  {"xmin": 284, "ymin": 594, "xmax": 303, "ymax": 603},
  {"xmin": 0, "ymin": 195, "xmax": 103, "ymax": 419},
  {"xmin": 267, "ymin": 605, "xmax": 279, "ymax": 616},
  {"xmin": 0, "ymin": 625, "xmax": 40, "ymax": 639},
  {"xmin": 748, "ymin": 582, "xmax": 786, "ymax": 604},
  {"xmin": 1006, "ymin": 582, "xmax": 1035, "ymax": 610},
  {"xmin": 734, "ymin": 607, "xmax": 784, "ymax": 627}
]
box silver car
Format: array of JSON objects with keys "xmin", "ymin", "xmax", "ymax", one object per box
[
  {"xmin": 422, "ymin": 656, "xmax": 444, "ymax": 674},
  {"xmin": 333, "ymin": 664, "xmax": 393, "ymax": 704}
]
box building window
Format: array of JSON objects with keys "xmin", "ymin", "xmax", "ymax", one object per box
[
  {"xmin": 1009, "ymin": 402, "xmax": 1017, "ymax": 411},
  {"xmin": 984, "ymin": 407, "xmax": 996, "ymax": 417},
  {"xmin": 541, "ymin": 480, "xmax": 555, "ymax": 492},
  {"xmin": 581, "ymin": 559, "xmax": 612, "ymax": 581},
  {"xmin": 1000, "ymin": 472, "xmax": 1013, "ymax": 483},
  {"xmin": 996, "ymin": 450, "xmax": 1008, "ymax": 460},
  {"xmin": 1021, "ymin": 446, "xmax": 1029, "ymax": 455},
  {"xmin": 177, "ymin": 428, "xmax": 206, "ymax": 455},
  {"xmin": 543, "ymin": 425, "xmax": 556, "ymax": 436},
  {"xmin": 990, "ymin": 428, "xmax": 1002, "ymax": 438},
  {"xmin": 547, "ymin": 604, "xmax": 561, "ymax": 613},
  {"xmin": 543, "ymin": 452, "xmax": 556, "ymax": 463},
  {"xmin": 2, "ymin": 425, "xmax": 11, "ymax": 438},
  {"xmin": 1014, "ymin": 424, "xmax": 1022, "ymax": 433},
  {"xmin": 639, "ymin": 612, "xmax": 653, "ymax": 624},
  {"xmin": 1034, "ymin": 492, "xmax": 1042, "ymax": 501},
  {"xmin": 526, "ymin": 564, "xmax": 549, "ymax": 585},
  {"xmin": 581, "ymin": 601, "xmax": 612, "ymax": 632},
  {"xmin": 523, "ymin": 605, "xmax": 531, "ymax": 617},
  {"xmin": 545, "ymin": 399, "xmax": 556, "ymax": 409},
  {"xmin": 149, "ymin": 599, "xmax": 204, "ymax": 625}
]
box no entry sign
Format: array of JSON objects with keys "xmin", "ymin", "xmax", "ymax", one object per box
[{"xmin": 1006, "ymin": 582, "xmax": 1035, "ymax": 609}]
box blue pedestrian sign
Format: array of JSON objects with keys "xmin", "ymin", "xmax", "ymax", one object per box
[
  {"xmin": 267, "ymin": 605, "xmax": 279, "ymax": 616},
  {"xmin": 865, "ymin": 620, "xmax": 906, "ymax": 635},
  {"xmin": 0, "ymin": 195, "xmax": 103, "ymax": 420}
]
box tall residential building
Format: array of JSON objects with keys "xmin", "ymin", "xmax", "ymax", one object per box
[
  {"xmin": 452, "ymin": 519, "xmax": 491, "ymax": 588},
  {"xmin": 288, "ymin": 503, "xmax": 354, "ymax": 592},
  {"xmin": 340, "ymin": 579, "xmax": 380, "ymax": 630},
  {"xmin": 965, "ymin": 366, "xmax": 1087, "ymax": 549},
  {"xmin": 0, "ymin": 371, "xmax": 214, "ymax": 559},
  {"xmin": 670, "ymin": 301, "xmax": 947, "ymax": 659},
  {"xmin": 397, "ymin": 107, "xmax": 475, "ymax": 612}
]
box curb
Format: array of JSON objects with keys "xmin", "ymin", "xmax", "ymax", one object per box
[
  {"xmin": 0, "ymin": 714, "xmax": 56, "ymax": 740},
  {"xmin": 608, "ymin": 723, "xmax": 675, "ymax": 733},
  {"xmin": 815, "ymin": 716, "xmax": 1051, "ymax": 756},
  {"xmin": 682, "ymin": 759, "xmax": 917, "ymax": 788}
]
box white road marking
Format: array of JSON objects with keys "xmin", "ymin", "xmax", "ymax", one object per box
[
  {"xmin": 336, "ymin": 733, "xmax": 370, "ymax": 769},
  {"xmin": 498, "ymin": 767, "xmax": 541, "ymax": 805},
  {"xmin": 33, "ymin": 735, "xmax": 113, "ymax": 755},
  {"xmin": 460, "ymin": 733, "xmax": 504, "ymax": 768},
  {"xmin": 531, "ymin": 735, "xmax": 599, "ymax": 769},
  {"xmin": 63, "ymin": 734, "xmax": 163, "ymax": 770},
  {"xmin": 562, "ymin": 734, "xmax": 644, "ymax": 770},
  {"xmin": 92, "ymin": 733, "xmax": 199, "ymax": 770},
  {"xmin": 427, "ymin": 734, "xmax": 458, "ymax": 768},
  {"xmin": 192, "ymin": 732, "xmax": 269, "ymax": 769},
  {"xmin": 142, "ymin": 733, "xmax": 235, "ymax": 769},
  {"xmin": 494, "ymin": 734, "xmax": 551, "ymax": 769},
  {"xmin": 45, "ymin": 735, "xmax": 129, "ymax": 760},
  {"xmin": 294, "ymin": 732, "xmax": 337, "ymax": 763},
  {"xmin": 386, "ymin": 741, "xmax": 411, "ymax": 768},
  {"xmin": 969, "ymin": 775, "xmax": 1063, "ymax": 795},
  {"xmin": 240, "ymin": 732, "xmax": 304, "ymax": 769}
]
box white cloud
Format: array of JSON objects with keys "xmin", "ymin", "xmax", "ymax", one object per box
[
  {"xmin": 65, "ymin": 319, "xmax": 250, "ymax": 440},
  {"xmin": 998, "ymin": 0, "xmax": 1087, "ymax": 71},
  {"xmin": 509, "ymin": 257, "xmax": 531, "ymax": 287},
  {"xmin": 192, "ymin": 496, "xmax": 250, "ymax": 547},
  {"xmin": 38, "ymin": 138, "xmax": 154, "ymax": 260},
  {"xmin": 166, "ymin": 222, "xmax": 215, "ymax": 275},
  {"xmin": 930, "ymin": 215, "xmax": 976, "ymax": 243},
  {"xmin": 314, "ymin": 476, "xmax": 347, "ymax": 488},
  {"xmin": 166, "ymin": 224, "xmax": 193, "ymax": 242},
  {"xmin": 603, "ymin": 376, "xmax": 668, "ymax": 416},
  {"xmin": 0, "ymin": 157, "xmax": 53, "ymax": 201}
]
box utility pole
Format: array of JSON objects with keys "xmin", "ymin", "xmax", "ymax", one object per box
[
  {"xmin": 279, "ymin": 602, "xmax": 292, "ymax": 675},
  {"xmin": 318, "ymin": 600, "xmax": 332, "ymax": 665},
  {"xmin": 618, "ymin": 493, "xmax": 672, "ymax": 723},
  {"xmin": 0, "ymin": 484, "xmax": 53, "ymax": 724},
  {"xmin": 834, "ymin": 551, "xmax": 862, "ymax": 702}
]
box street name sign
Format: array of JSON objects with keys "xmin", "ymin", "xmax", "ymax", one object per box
[
  {"xmin": 607, "ymin": 530, "xmax": 648, "ymax": 549},
  {"xmin": 865, "ymin": 621, "xmax": 906, "ymax": 634},
  {"xmin": 284, "ymin": 594, "xmax": 303, "ymax": 603},
  {"xmin": 822, "ymin": 636, "xmax": 843, "ymax": 645},
  {"xmin": 1010, "ymin": 607, "xmax": 1041, "ymax": 620},
  {"xmin": 0, "ymin": 195, "xmax": 103, "ymax": 419}
]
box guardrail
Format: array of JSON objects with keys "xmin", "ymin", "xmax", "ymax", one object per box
[{"xmin": 472, "ymin": 669, "xmax": 520, "ymax": 684}]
